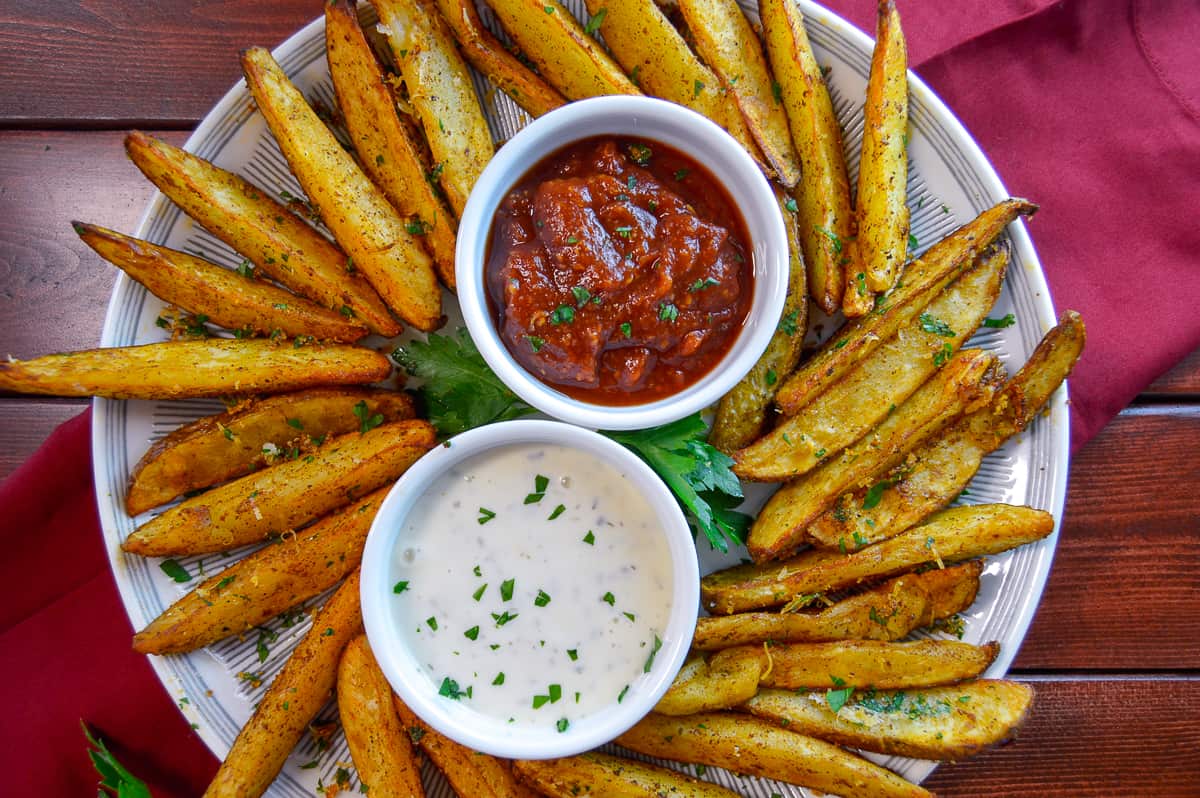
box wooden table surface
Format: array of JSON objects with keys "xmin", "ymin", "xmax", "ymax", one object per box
[{"xmin": 2, "ymin": 2, "xmax": 1197, "ymax": 795}]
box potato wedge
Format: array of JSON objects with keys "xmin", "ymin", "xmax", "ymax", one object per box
[
  {"xmin": 242, "ymin": 47, "xmax": 442, "ymax": 331},
  {"xmin": 655, "ymin": 647, "xmax": 766, "ymax": 716},
  {"xmin": 736, "ymin": 248, "xmax": 1007, "ymax": 480},
  {"xmin": 760, "ymin": 0, "xmax": 852, "ymax": 314},
  {"xmin": 484, "ymin": 0, "xmax": 639, "ymax": 101},
  {"xmin": 842, "ymin": 252, "xmax": 876, "ymax": 318},
  {"xmin": 75, "ymin": 222, "xmax": 368, "ymax": 342},
  {"xmin": 853, "ymin": 0, "xmax": 909, "ymax": 294},
  {"xmin": 677, "ymin": 0, "xmax": 800, "ymax": 186},
  {"xmin": 617, "ymin": 712, "xmax": 932, "ymax": 798},
  {"xmin": 339, "ymin": 636, "xmax": 426, "ymax": 798},
  {"xmin": 709, "ymin": 186, "xmax": 807, "ymax": 452},
  {"xmin": 126, "ymin": 387, "xmax": 414, "ymax": 515},
  {"xmin": 703, "ymin": 503, "xmax": 1054, "ymax": 614},
  {"xmin": 123, "ymin": 131, "xmax": 398, "ymax": 337},
  {"xmin": 433, "ymin": 0, "xmax": 566, "ymax": 118},
  {"xmin": 326, "ymin": 0, "xmax": 458, "ymax": 290},
  {"xmin": 775, "ymin": 198, "xmax": 1037, "ymax": 416},
  {"xmin": 809, "ymin": 310, "xmax": 1085, "ymax": 548},
  {"xmin": 513, "ymin": 752, "xmax": 740, "ymax": 798},
  {"xmin": 122, "ymin": 419, "xmax": 436, "ymax": 556},
  {"xmin": 203, "ymin": 571, "xmax": 362, "ymax": 798},
  {"xmin": 374, "ymin": 0, "xmax": 496, "ymax": 218},
  {"xmin": 747, "ymin": 349, "xmax": 1004, "ymax": 561},
  {"xmin": 746, "ymin": 679, "xmax": 1034, "ymax": 761},
  {"xmin": 0, "ymin": 339, "xmax": 391, "ymax": 400},
  {"xmin": 132, "ymin": 488, "xmax": 386, "ymax": 654},
  {"xmin": 757, "ymin": 638, "xmax": 999, "ymax": 690}
]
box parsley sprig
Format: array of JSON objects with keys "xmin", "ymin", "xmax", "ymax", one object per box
[{"xmin": 83, "ymin": 722, "xmax": 152, "ymax": 798}]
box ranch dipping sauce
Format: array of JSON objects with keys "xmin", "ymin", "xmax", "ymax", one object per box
[{"xmin": 388, "ymin": 441, "xmax": 674, "ymax": 731}]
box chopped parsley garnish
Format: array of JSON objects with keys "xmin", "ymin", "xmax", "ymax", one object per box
[
  {"xmin": 693, "ymin": 79, "xmax": 704, "ymax": 98},
  {"xmin": 623, "ymin": 611, "xmax": 636, "ymax": 622},
  {"xmin": 534, "ymin": 589, "xmax": 552, "ymax": 607},
  {"xmin": 643, "ymin": 634, "xmax": 663, "ymax": 672},
  {"xmin": 426, "ymin": 616, "xmax": 438, "ymax": 631},
  {"xmin": 550, "ymin": 304, "xmax": 576, "ymax": 324},
  {"xmin": 492, "ymin": 672, "xmax": 506, "ymax": 685},
  {"xmin": 784, "ymin": 197, "xmax": 799, "ymax": 213},
  {"xmin": 478, "ymin": 507, "xmax": 496, "ymax": 524},
  {"xmin": 689, "ymin": 277, "xmax": 719, "ymax": 292},
  {"xmin": 236, "ymin": 260, "xmax": 255, "ymax": 278},
  {"xmin": 547, "ymin": 504, "xmax": 566, "ymax": 520},
  {"xmin": 628, "ymin": 143, "xmax": 652, "ymax": 165},
  {"xmin": 524, "ymin": 474, "xmax": 549, "ymax": 504},
  {"xmin": 352, "ymin": 400, "xmax": 384, "ymax": 434},
  {"xmin": 614, "ymin": 225, "xmax": 633, "ymax": 238},
  {"xmin": 908, "ymin": 232, "xmax": 919, "ymax": 250},
  {"xmin": 464, "ymin": 625, "xmax": 480, "ymax": 640},
  {"xmin": 863, "ymin": 477, "xmax": 897, "ymax": 510},
  {"xmin": 933, "ymin": 343, "xmax": 954, "ymax": 367},
  {"xmin": 567, "ymin": 649, "xmax": 579, "ymax": 661},
  {"xmin": 984, "ymin": 313, "xmax": 1016, "ymax": 328},
  {"xmin": 584, "ymin": 7, "xmax": 606, "ymax": 34},
  {"xmin": 473, "ymin": 584, "xmax": 487, "ymax": 601},
  {"xmin": 526, "ymin": 335, "xmax": 545, "ymax": 353},
  {"xmin": 658, "ymin": 303, "xmax": 679, "ymax": 322},
  {"xmin": 556, "ymin": 718, "xmax": 569, "ymax": 732},
  {"xmin": 602, "ymin": 591, "xmax": 616, "ymax": 606},
  {"xmin": 159, "ymin": 559, "xmax": 191, "ymax": 583},
  {"xmin": 855, "ymin": 272, "xmax": 868, "ymax": 297},
  {"xmin": 618, "ymin": 684, "xmax": 630, "ymax": 702},
  {"xmin": 500, "ymin": 578, "xmax": 516, "ymax": 601},
  {"xmin": 492, "ymin": 610, "xmax": 518, "ymax": 627},
  {"xmin": 919, "ymin": 312, "xmax": 956, "ymax": 338},
  {"xmin": 565, "ymin": 235, "xmax": 579, "ymax": 244},
  {"xmin": 814, "ymin": 224, "xmax": 843, "ymax": 253},
  {"xmin": 83, "ymin": 722, "xmax": 152, "ymax": 798},
  {"xmin": 826, "ymin": 675, "xmax": 853, "ymax": 713},
  {"xmin": 674, "ymin": 168, "xmax": 690, "ymax": 181},
  {"xmin": 771, "ymin": 79, "xmax": 783, "ymax": 103},
  {"xmin": 620, "ymin": 322, "xmax": 632, "ymax": 338},
  {"xmin": 571, "ymin": 285, "xmax": 593, "ymax": 306},
  {"xmin": 438, "ymin": 677, "xmax": 467, "ymax": 699},
  {"xmin": 583, "ymin": 530, "xmax": 595, "ymax": 545},
  {"xmin": 765, "ymin": 369, "xmax": 777, "ymax": 386},
  {"xmin": 405, "ymin": 218, "xmax": 431, "ymax": 236},
  {"xmin": 393, "ymin": 580, "xmax": 410, "ymax": 594},
  {"xmin": 779, "ymin": 309, "xmax": 800, "ymax": 336}
]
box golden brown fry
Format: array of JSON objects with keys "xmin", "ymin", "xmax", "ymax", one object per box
[
  {"xmin": 617, "ymin": 712, "xmax": 932, "ymax": 798},
  {"xmin": 853, "ymin": 0, "xmax": 909, "ymax": 294},
  {"xmin": 760, "ymin": 0, "xmax": 852, "ymax": 314},
  {"xmin": 775, "ymin": 198, "xmax": 1037, "ymax": 416},
  {"xmin": 703, "ymin": 503, "xmax": 1054, "ymax": 614},
  {"xmin": 123, "ymin": 131, "xmax": 400, "ymax": 337},
  {"xmin": 75, "ymin": 222, "xmax": 368, "ymax": 342},
  {"xmin": 0, "ymin": 339, "xmax": 391, "ymax": 400},
  {"xmin": 513, "ymin": 752, "xmax": 740, "ymax": 798},
  {"xmin": 374, "ymin": 0, "xmax": 496, "ymax": 218},
  {"xmin": 133, "ymin": 489, "xmax": 386, "ymax": 654},
  {"xmin": 203, "ymin": 571, "xmax": 362, "ymax": 798},
  {"xmin": 339, "ymin": 636, "xmax": 426, "ymax": 798},
  {"xmin": 126, "ymin": 387, "xmax": 414, "ymax": 515},
  {"xmin": 756, "ymin": 638, "xmax": 999, "ymax": 690},
  {"xmin": 677, "ymin": 0, "xmax": 801, "ymax": 186},
  {"xmin": 655, "ymin": 647, "xmax": 766, "ymax": 716},
  {"xmin": 746, "ymin": 679, "xmax": 1034, "ymax": 761},
  {"xmin": 241, "ymin": 47, "xmax": 442, "ymax": 331},
  {"xmin": 326, "ymin": 0, "xmax": 458, "ymax": 290},
  {"xmin": 122, "ymin": 419, "xmax": 436, "ymax": 556},
  {"xmin": 433, "ymin": 0, "xmax": 567, "ymax": 118},
  {"xmin": 842, "ymin": 253, "xmax": 876, "ymax": 318},
  {"xmin": 809, "ymin": 310, "xmax": 1086, "ymax": 548}
]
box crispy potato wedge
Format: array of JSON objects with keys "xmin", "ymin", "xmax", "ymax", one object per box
[
  {"xmin": 203, "ymin": 571, "xmax": 362, "ymax": 798},
  {"xmin": 760, "ymin": 0, "xmax": 852, "ymax": 314},
  {"xmin": 677, "ymin": 0, "xmax": 800, "ymax": 186},
  {"xmin": 122, "ymin": 419, "xmax": 436, "ymax": 556},
  {"xmin": 746, "ymin": 679, "xmax": 1034, "ymax": 761},
  {"xmin": 617, "ymin": 712, "xmax": 932, "ymax": 798},
  {"xmin": 326, "ymin": 0, "xmax": 458, "ymax": 290},
  {"xmin": 123, "ymin": 131, "xmax": 398, "ymax": 337},
  {"xmin": 433, "ymin": 0, "xmax": 566, "ymax": 118},
  {"xmin": 242, "ymin": 47, "xmax": 442, "ymax": 331},
  {"xmin": 655, "ymin": 647, "xmax": 767, "ymax": 716},
  {"xmin": 810, "ymin": 311, "xmax": 1085, "ymax": 548},
  {"xmin": 126, "ymin": 387, "xmax": 414, "ymax": 515},
  {"xmin": 75, "ymin": 222, "xmax": 368, "ymax": 343},
  {"xmin": 709, "ymin": 187, "xmax": 807, "ymax": 452},
  {"xmin": 842, "ymin": 252, "xmax": 876, "ymax": 317},
  {"xmin": 736, "ymin": 249, "xmax": 1007, "ymax": 480},
  {"xmin": 756, "ymin": 639, "xmax": 999, "ymax": 690},
  {"xmin": 747, "ymin": 349, "xmax": 1004, "ymax": 561},
  {"xmin": 513, "ymin": 752, "xmax": 740, "ymax": 798},
  {"xmin": 853, "ymin": 0, "xmax": 909, "ymax": 294},
  {"xmin": 0, "ymin": 339, "xmax": 391, "ymax": 400},
  {"xmin": 484, "ymin": 0, "xmax": 639, "ymax": 101},
  {"xmin": 132, "ymin": 488, "xmax": 385, "ymax": 654},
  {"xmin": 374, "ymin": 0, "xmax": 496, "ymax": 218},
  {"xmin": 704, "ymin": 503, "xmax": 1054, "ymax": 614},
  {"xmin": 776, "ymin": 198, "xmax": 1037, "ymax": 416},
  {"xmin": 339, "ymin": 636, "xmax": 426, "ymax": 798}
]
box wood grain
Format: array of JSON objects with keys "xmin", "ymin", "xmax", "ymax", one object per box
[
  {"xmin": 1144, "ymin": 346, "xmax": 1200, "ymax": 396},
  {"xmin": 0, "ymin": 399, "xmax": 88, "ymax": 481}
]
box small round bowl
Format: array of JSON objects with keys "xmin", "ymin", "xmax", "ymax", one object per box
[
  {"xmin": 360, "ymin": 419, "xmax": 700, "ymax": 759},
  {"xmin": 456, "ymin": 95, "xmax": 789, "ymax": 431}
]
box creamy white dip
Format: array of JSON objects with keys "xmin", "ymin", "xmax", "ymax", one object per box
[{"xmin": 388, "ymin": 442, "xmax": 674, "ymax": 731}]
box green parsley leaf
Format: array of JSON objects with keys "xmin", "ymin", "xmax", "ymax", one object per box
[
  {"xmin": 693, "ymin": 79, "xmax": 704, "ymax": 98},
  {"xmin": 583, "ymin": 530, "xmax": 596, "ymax": 545},
  {"xmin": 571, "ymin": 285, "xmax": 593, "ymax": 306},
  {"xmin": 501, "ymin": 578, "xmax": 515, "ymax": 601},
  {"xmin": 620, "ymin": 321, "xmax": 632, "ymax": 338},
  {"xmin": 473, "ymin": 583, "xmax": 487, "ymax": 601},
  {"xmin": 602, "ymin": 591, "xmax": 615, "ymax": 606},
  {"xmin": 628, "ymin": 143, "xmax": 652, "ymax": 165},
  {"xmin": 779, "ymin": 309, "xmax": 800, "ymax": 337},
  {"xmin": 464, "ymin": 625, "xmax": 480, "ymax": 640},
  {"xmin": 688, "ymin": 277, "xmax": 718, "ymax": 292},
  {"xmin": 159, "ymin": 559, "xmax": 191, "ymax": 583},
  {"xmin": 526, "ymin": 335, "xmax": 545, "ymax": 352},
  {"xmin": 83, "ymin": 722, "xmax": 152, "ymax": 798},
  {"xmin": 784, "ymin": 197, "xmax": 799, "ymax": 213},
  {"xmin": 492, "ymin": 610, "xmax": 518, "ymax": 626},
  {"xmin": 933, "ymin": 342, "xmax": 954, "ymax": 367},
  {"xmin": 550, "ymin": 304, "xmax": 576, "ymax": 324},
  {"xmin": 534, "ymin": 589, "xmax": 552, "ymax": 607},
  {"xmin": 813, "ymin": 224, "xmax": 843, "ymax": 253},
  {"xmin": 618, "ymin": 684, "xmax": 630, "ymax": 702},
  {"xmin": 478, "ymin": 507, "xmax": 496, "ymax": 524},
  {"xmin": 643, "ymin": 634, "xmax": 663, "ymax": 672},
  {"xmin": 438, "ymin": 677, "xmax": 467, "ymax": 699},
  {"xmin": 673, "ymin": 168, "xmax": 690, "ymax": 181},
  {"xmin": 584, "ymin": 7, "xmax": 606, "ymax": 34},
  {"xmin": 393, "ymin": 580, "xmax": 410, "ymax": 594},
  {"xmin": 658, "ymin": 303, "xmax": 679, "ymax": 322},
  {"xmin": 493, "ymin": 672, "xmax": 506, "ymax": 685},
  {"xmin": 826, "ymin": 683, "xmax": 853, "ymax": 713},
  {"xmin": 919, "ymin": 312, "xmax": 956, "ymax": 338},
  {"xmin": 983, "ymin": 313, "xmax": 1016, "ymax": 328},
  {"xmin": 908, "ymin": 232, "xmax": 919, "ymax": 250},
  {"xmin": 547, "ymin": 503, "xmax": 566, "ymax": 520},
  {"xmin": 567, "ymin": 649, "xmax": 579, "ymax": 661},
  {"xmin": 426, "ymin": 616, "xmax": 438, "ymax": 631},
  {"xmin": 352, "ymin": 400, "xmax": 384, "ymax": 434},
  {"xmin": 556, "ymin": 717, "xmax": 569, "ymax": 732}
]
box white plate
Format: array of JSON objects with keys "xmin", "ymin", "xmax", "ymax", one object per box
[{"xmin": 92, "ymin": 2, "xmax": 1067, "ymax": 795}]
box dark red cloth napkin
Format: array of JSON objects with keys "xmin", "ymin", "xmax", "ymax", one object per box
[{"xmin": 2, "ymin": 1, "xmax": 1196, "ymax": 795}]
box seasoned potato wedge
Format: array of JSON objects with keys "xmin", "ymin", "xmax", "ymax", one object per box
[
  {"xmin": 746, "ymin": 679, "xmax": 1035, "ymax": 761},
  {"xmin": 0, "ymin": 339, "xmax": 391, "ymax": 400},
  {"xmin": 126, "ymin": 387, "xmax": 414, "ymax": 515},
  {"xmin": 756, "ymin": 639, "xmax": 1000, "ymax": 690},
  {"xmin": 339, "ymin": 636, "xmax": 426, "ymax": 798},
  {"xmin": 123, "ymin": 131, "xmax": 398, "ymax": 337},
  {"xmin": 703, "ymin": 504, "xmax": 1055, "ymax": 614},
  {"xmin": 374, "ymin": 0, "xmax": 496, "ymax": 218},
  {"xmin": 809, "ymin": 311, "xmax": 1085, "ymax": 548},
  {"xmin": 513, "ymin": 752, "xmax": 740, "ymax": 798},
  {"xmin": 760, "ymin": 0, "xmax": 852, "ymax": 314},
  {"xmin": 75, "ymin": 222, "xmax": 368, "ymax": 342},
  {"xmin": 655, "ymin": 647, "xmax": 767, "ymax": 716},
  {"xmin": 132, "ymin": 488, "xmax": 385, "ymax": 654},
  {"xmin": 242, "ymin": 47, "xmax": 442, "ymax": 331},
  {"xmin": 326, "ymin": 0, "xmax": 458, "ymax": 289},
  {"xmin": 617, "ymin": 712, "xmax": 932, "ymax": 798},
  {"xmin": 775, "ymin": 198, "xmax": 1037, "ymax": 416},
  {"xmin": 122, "ymin": 419, "xmax": 436, "ymax": 556},
  {"xmin": 204, "ymin": 571, "xmax": 362, "ymax": 798}
]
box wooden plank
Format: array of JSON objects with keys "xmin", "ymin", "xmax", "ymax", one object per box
[
  {"xmin": 0, "ymin": 399, "xmax": 88, "ymax": 481},
  {"xmin": 1143, "ymin": 345, "xmax": 1200, "ymax": 396}
]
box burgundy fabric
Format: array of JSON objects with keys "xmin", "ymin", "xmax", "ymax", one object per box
[{"xmin": 2, "ymin": 1, "xmax": 1196, "ymax": 794}]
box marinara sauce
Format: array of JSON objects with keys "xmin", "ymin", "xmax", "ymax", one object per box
[{"xmin": 485, "ymin": 136, "xmax": 754, "ymax": 405}]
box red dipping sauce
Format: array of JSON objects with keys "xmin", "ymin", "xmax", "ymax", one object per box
[{"xmin": 485, "ymin": 137, "xmax": 754, "ymax": 405}]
